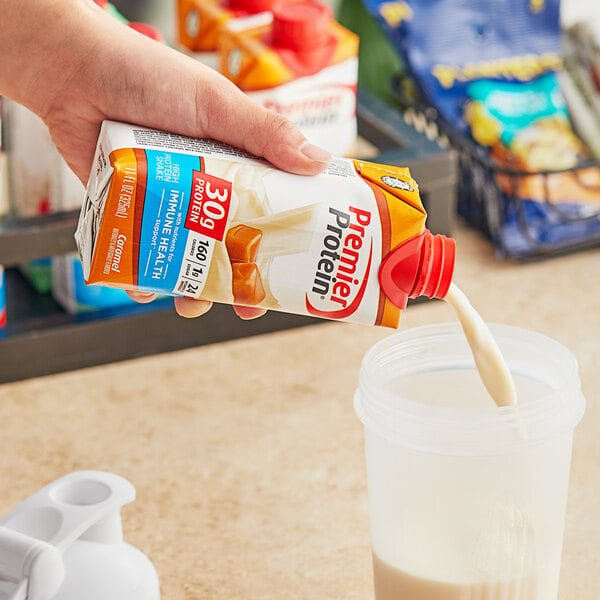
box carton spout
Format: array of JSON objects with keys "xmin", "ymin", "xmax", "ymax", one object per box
[{"xmin": 379, "ymin": 230, "xmax": 456, "ymax": 309}]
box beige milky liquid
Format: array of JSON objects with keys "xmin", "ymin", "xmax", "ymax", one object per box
[
  {"xmin": 444, "ymin": 283, "xmax": 518, "ymax": 408},
  {"xmin": 373, "ymin": 553, "xmax": 537, "ymax": 600}
]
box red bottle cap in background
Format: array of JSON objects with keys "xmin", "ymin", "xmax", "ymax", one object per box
[
  {"xmin": 228, "ymin": 0, "xmax": 276, "ymax": 14},
  {"xmin": 379, "ymin": 230, "xmax": 456, "ymax": 309},
  {"xmin": 272, "ymin": 0, "xmax": 333, "ymax": 51},
  {"xmin": 128, "ymin": 22, "xmax": 165, "ymax": 43},
  {"xmin": 92, "ymin": 0, "xmax": 109, "ymax": 7}
]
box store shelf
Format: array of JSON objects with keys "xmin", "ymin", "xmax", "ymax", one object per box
[
  {"xmin": 0, "ymin": 210, "xmax": 79, "ymax": 268},
  {"xmin": 0, "ymin": 88, "xmax": 457, "ymax": 383},
  {"xmin": 1, "ymin": 268, "xmax": 317, "ymax": 383}
]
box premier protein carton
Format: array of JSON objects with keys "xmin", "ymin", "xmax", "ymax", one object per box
[
  {"xmin": 75, "ymin": 121, "xmax": 455, "ymax": 328},
  {"xmin": 218, "ymin": 0, "xmax": 359, "ymax": 156}
]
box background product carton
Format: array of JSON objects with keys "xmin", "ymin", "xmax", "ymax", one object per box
[
  {"xmin": 2, "ymin": 99, "xmax": 56, "ymax": 293},
  {"xmin": 218, "ymin": 0, "xmax": 358, "ymax": 156},
  {"xmin": 2, "ymin": 99, "xmax": 77, "ymax": 294},
  {"xmin": 2, "ymin": 99, "xmax": 54, "ymax": 218},
  {"xmin": 177, "ymin": 0, "xmax": 274, "ymax": 68}
]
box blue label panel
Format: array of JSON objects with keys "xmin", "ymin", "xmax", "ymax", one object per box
[{"xmin": 137, "ymin": 150, "xmax": 200, "ymax": 293}]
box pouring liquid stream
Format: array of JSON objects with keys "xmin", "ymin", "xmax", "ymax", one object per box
[{"xmin": 444, "ymin": 283, "xmax": 518, "ymax": 409}]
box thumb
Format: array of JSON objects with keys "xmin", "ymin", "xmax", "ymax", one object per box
[
  {"xmin": 247, "ymin": 107, "xmax": 333, "ymax": 176},
  {"xmin": 198, "ymin": 76, "xmax": 333, "ymax": 175},
  {"xmin": 94, "ymin": 20, "xmax": 333, "ymax": 176}
]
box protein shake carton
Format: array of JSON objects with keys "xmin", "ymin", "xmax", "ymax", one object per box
[
  {"xmin": 218, "ymin": 0, "xmax": 359, "ymax": 156},
  {"xmin": 4, "ymin": 97, "xmax": 86, "ymax": 215},
  {"xmin": 75, "ymin": 120, "xmax": 455, "ymax": 328},
  {"xmin": 177, "ymin": 0, "xmax": 275, "ymax": 69},
  {"xmin": 2, "ymin": 98, "xmax": 54, "ymax": 217}
]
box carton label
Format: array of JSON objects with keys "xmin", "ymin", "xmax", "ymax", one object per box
[
  {"xmin": 305, "ymin": 206, "xmax": 374, "ymax": 319},
  {"xmin": 185, "ymin": 169, "xmax": 232, "ymax": 241},
  {"xmin": 246, "ymin": 61, "xmax": 358, "ymax": 156}
]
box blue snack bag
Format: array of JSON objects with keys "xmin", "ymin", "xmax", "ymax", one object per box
[
  {"xmin": 363, "ymin": 0, "xmax": 600, "ymax": 258},
  {"xmin": 465, "ymin": 72, "xmax": 587, "ymax": 171},
  {"xmin": 362, "ymin": 0, "xmax": 563, "ymax": 132}
]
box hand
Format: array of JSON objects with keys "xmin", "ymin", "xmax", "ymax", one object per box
[
  {"xmin": 127, "ymin": 291, "xmax": 267, "ymax": 320},
  {"xmin": 0, "ymin": 0, "xmax": 332, "ymax": 320}
]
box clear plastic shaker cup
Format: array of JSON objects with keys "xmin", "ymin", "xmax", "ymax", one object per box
[{"xmin": 354, "ymin": 323, "xmax": 585, "ymax": 600}]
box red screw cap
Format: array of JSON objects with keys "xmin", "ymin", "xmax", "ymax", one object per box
[
  {"xmin": 379, "ymin": 230, "xmax": 456, "ymax": 309},
  {"xmin": 92, "ymin": 0, "xmax": 109, "ymax": 7},
  {"xmin": 272, "ymin": 0, "xmax": 333, "ymax": 51}
]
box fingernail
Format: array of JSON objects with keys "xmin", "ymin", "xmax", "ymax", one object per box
[
  {"xmin": 175, "ymin": 298, "xmax": 213, "ymax": 318},
  {"xmin": 299, "ymin": 141, "xmax": 332, "ymax": 164},
  {"xmin": 234, "ymin": 306, "xmax": 267, "ymax": 320},
  {"xmin": 127, "ymin": 291, "xmax": 157, "ymax": 303}
]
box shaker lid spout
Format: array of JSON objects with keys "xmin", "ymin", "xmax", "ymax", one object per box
[{"xmin": 0, "ymin": 472, "xmax": 137, "ymax": 600}]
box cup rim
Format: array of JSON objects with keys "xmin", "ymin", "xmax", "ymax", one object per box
[{"xmin": 355, "ymin": 323, "xmax": 586, "ymax": 456}]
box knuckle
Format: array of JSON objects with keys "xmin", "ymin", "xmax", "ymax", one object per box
[{"xmin": 257, "ymin": 111, "xmax": 299, "ymax": 156}]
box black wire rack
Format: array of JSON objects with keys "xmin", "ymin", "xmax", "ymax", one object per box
[{"xmin": 391, "ymin": 74, "xmax": 600, "ymax": 261}]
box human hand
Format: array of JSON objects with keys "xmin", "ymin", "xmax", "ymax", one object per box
[{"xmin": 0, "ymin": 0, "xmax": 332, "ymax": 320}]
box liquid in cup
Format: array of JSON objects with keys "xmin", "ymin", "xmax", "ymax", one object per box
[
  {"xmin": 355, "ymin": 324, "xmax": 585, "ymax": 600},
  {"xmin": 373, "ymin": 552, "xmax": 537, "ymax": 599}
]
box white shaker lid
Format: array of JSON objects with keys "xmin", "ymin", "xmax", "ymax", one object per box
[{"xmin": 0, "ymin": 471, "xmax": 152, "ymax": 600}]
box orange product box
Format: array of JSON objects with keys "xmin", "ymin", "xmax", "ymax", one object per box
[
  {"xmin": 177, "ymin": 0, "xmax": 275, "ymax": 68},
  {"xmin": 218, "ymin": 0, "xmax": 359, "ymax": 156}
]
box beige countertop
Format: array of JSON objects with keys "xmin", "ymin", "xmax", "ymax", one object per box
[{"xmin": 0, "ymin": 222, "xmax": 598, "ymax": 599}]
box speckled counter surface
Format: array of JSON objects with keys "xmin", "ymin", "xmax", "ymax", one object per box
[{"xmin": 0, "ymin": 223, "xmax": 598, "ymax": 599}]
